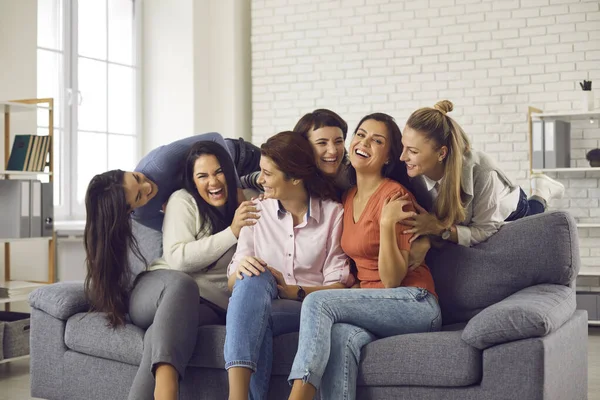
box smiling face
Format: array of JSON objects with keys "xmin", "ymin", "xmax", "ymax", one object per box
[
  {"xmin": 123, "ymin": 172, "xmax": 158, "ymax": 210},
  {"xmin": 307, "ymin": 126, "xmax": 345, "ymax": 176},
  {"xmin": 400, "ymin": 126, "xmax": 447, "ymax": 178},
  {"xmin": 257, "ymin": 155, "xmax": 298, "ymax": 200},
  {"xmin": 349, "ymin": 119, "xmax": 391, "ymax": 175},
  {"xmin": 193, "ymin": 154, "xmax": 229, "ymax": 207}
]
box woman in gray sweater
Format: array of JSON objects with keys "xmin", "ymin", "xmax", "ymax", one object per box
[{"xmin": 83, "ymin": 135, "xmax": 259, "ymax": 400}]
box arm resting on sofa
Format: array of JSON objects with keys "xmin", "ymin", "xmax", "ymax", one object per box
[
  {"xmin": 461, "ymin": 283, "xmax": 576, "ymax": 349},
  {"xmin": 29, "ymin": 282, "xmax": 90, "ymax": 321}
]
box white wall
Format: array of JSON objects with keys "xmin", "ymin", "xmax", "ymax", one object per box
[
  {"xmin": 251, "ymin": 0, "xmax": 600, "ymax": 270},
  {"xmin": 142, "ymin": 0, "xmax": 252, "ymax": 154},
  {"xmin": 141, "ymin": 0, "xmax": 195, "ymax": 153}
]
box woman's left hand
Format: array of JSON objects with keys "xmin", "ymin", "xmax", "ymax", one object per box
[
  {"xmin": 403, "ymin": 213, "xmax": 443, "ymax": 243},
  {"xmin": 268, "ymin": 267, "xmax": 299, "ymax": 300}
]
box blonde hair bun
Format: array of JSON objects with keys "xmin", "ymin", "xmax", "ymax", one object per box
[{"xmin": 434, "ymin": 100, "xmax": 453, "ymax": 115}]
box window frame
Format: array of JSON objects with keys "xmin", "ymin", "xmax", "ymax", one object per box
[{"xmin": 37, "ymin": 0, "xmax": 142, "ymax": 221}]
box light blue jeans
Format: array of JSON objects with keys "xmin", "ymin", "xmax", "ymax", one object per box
[
  {"xmin": 288, "ymin": 286, "xmax": 442, "ymax": 400},
  {"xmin": 224, "ymin": 270, "xmax": 302, "ymax": 400}
]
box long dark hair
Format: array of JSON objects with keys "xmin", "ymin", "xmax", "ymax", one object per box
[
  {"xmin": 83, "ymin": 169, "xmax": 145, "ymax": 327},
  {"xmin": 181, "ymin": 141, "xmax": 238, "ymax": 234},
  {"xmin": 260, "ymin": 131, "xmax": 339, "ymax": 202},
  {"xmin": 348, "ymin": 113, "xmax": 411, "ymax": 190}
]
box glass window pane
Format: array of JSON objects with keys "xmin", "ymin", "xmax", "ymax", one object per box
[
  {"xmin": 108, "ymin": 64, "xmax": 134, "ymax": 134},
  {"xmin": 108, "ymin": 134, "xmax": 136, "ymax": 171},
  {"xmin": 38, "ymin": 127, "xmax": 61, "ymax": 206},
  {"xmin": 108, "ymin": 0, "xmax": 133, "ymax": 65},
  {"xmin": 78, "ymin": 0, "xmax": 107, "ymax": 60},
  {"xmin": 78, "ymin": 58, "xmax": 107, "ymax": 131},
  {"xmin": 76, "ymin": 131, "xmax": 108, "ymax": 205},
  {"xmin": 38, "ymin": 0, "xmax": 63, "ymax": 50},
  {"xmin": 37, "ymin": 49, "xmax": 63, "ymax": 128}
]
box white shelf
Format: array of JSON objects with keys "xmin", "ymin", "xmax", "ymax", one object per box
[
  {"xmin": 0, "ymin": 237, "xmax": 52, "ymax": 244},
  {"xmin": 577, "ymin": 224, "xmax": 600, "ymax": 228},
  {"xmin": 579, "ymin": 267, "xmax": 600, "ymax": 277},
  {"xmin": 532, "ymin": 167, "xmax": 600, "ymax": 173},
  {"xmin": 0, "ymin": 294, "xmax": 30, "ymax": 304},
  {"xmin": 531, "ymin": 110, "xmax": 600, "ymax": 121},
  {"xmin": 0, "ymin": 170, "xmax": 52, "ymax": 176},
  {"xmin": 0, "ymin": 355, "xmax": 30, "ymax": 365},
  {"xmin": 0, "ymin": 101, "xmax": 50, "ymax": 113}
]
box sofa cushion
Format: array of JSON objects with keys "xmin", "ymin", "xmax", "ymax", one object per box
[
  {"xmin": 357, "ymin": 330, "xmax": 481, "ymax": 387},
  {"xmin": 29, "ymin": 282, "xmax": 89, "ymax": 321},
  {"xmin": 189, "ymin": 326, "xmax": 479, "ymax": 387},
  {"xmin": 65, "ymin": 313, "xmax": 144, "ymax": 366},
  {"xmin": 462, "ymin": 284, "xmax": 576, "ymax": 349},
  {"xmin": 426, "ymin": 211, "xmax": 579, "ymax": 325}
]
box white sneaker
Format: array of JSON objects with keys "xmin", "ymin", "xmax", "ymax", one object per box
[{"xmin": 530, "ymin": 173, "xmax": 565, "ymax": 203}]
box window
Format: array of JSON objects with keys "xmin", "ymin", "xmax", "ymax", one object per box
[{"xmin": 37, "ymin": 0, "xmax": 140, "ymax": 220}]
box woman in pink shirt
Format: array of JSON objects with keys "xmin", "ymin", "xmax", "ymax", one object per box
[{"xmin": 224, "ymin": 131, "xmax": 355, "ymax": 400}]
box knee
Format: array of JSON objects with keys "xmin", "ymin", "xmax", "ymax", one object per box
[
  {"xmin": 165, "ymin": 271, "xmax": 199, "ymax": 300},
  {"xmin": 233, "ymin": 271, "xmax": 276, "ymax": 296},
  {"xmin": 301, "ymin": 290, "xmax": 328, "ymax": 314}
]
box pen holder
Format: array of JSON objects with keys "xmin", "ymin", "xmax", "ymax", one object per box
[{"xmin": 583, "ymin": 91, "xmax": 594, "ymax": 112}]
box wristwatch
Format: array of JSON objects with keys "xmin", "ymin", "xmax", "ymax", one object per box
[
  {"xmin": 441, "ymin": 227, "xmax": 452, "ymax": 240},
  {"xmin": 297, "ymin": 285, "xmax": 306, "ymax": 301}
]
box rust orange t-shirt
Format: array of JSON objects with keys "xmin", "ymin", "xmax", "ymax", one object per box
[{"xmin": 341, "ymin": 178, "xmax": 437, "ymax": 298}]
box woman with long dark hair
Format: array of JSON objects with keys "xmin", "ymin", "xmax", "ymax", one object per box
[
  {"xmin": 84, "ymin": 172, "xmax": 200, "ymax": 400},
  {"xmin": 224, "ymin": 132, "xmax": 355, "ymax": 400},
  {"xmin": 84, "ymin": 141, "xmax": 259, "ymax": 400},
  {"xmin": 149, "ymin": 141, "xmax": 260, "ymax": 312}
]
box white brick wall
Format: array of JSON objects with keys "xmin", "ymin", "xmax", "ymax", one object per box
[{"xmin": 251, "ymin": 0, "xmax": 600, "ymax": 269}]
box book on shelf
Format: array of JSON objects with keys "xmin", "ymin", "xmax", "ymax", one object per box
[{"xmin": 6, "ymin": 134, "xmax": 51, "ymax": 172}]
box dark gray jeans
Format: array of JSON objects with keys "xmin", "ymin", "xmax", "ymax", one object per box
[{"xmin": 127, "ymin": 270, "xmax": 202, "ymax": 400}]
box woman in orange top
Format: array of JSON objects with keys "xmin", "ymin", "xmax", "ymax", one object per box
[{"xmin": 287, "ymin": 113, "xmax": 441, "ymax": 400}]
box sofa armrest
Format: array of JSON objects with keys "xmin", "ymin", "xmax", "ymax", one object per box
[
  {"xmin": 462, "ymin": 283, "xmax": 576, "ymax": 349},
  {"xmin": 29, "ymin": 282, "xmax": 89, "ymax": 321}
]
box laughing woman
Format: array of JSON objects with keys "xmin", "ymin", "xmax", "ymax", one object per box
[
  {"xmin": 224, "ymin": 132, "xmax": 355, "ymax": 400},
  {"xmin": 399, "ymin": 100, "xmax": 565, "ymax": 247},
  {"xmin": 287, "ymin": 113, "xmax": 440, "ymax": 400},
  {"xmin": 84, "ymin": 140, "xmax": 259, "ymax": 400}
]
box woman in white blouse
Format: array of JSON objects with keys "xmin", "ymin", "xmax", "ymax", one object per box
[
  {"xmin": 149, "ymin": 140, "xmax": 260, "ymax": 313},
  {"xmin": 399, "ymin": 100, "xmax": 565, "ymax": 247}
]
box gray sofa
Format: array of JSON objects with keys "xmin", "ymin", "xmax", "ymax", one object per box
[{"xmin": 29, "ymin": 211, "xmax": 587, "ymax": 400}]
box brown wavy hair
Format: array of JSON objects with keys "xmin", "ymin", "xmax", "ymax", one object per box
[
  {"xmin": 83, "ymin": 170, "xmax": 146, "ymax": 327},
  {"xmin": 260, "ymin": 131, "xmax": 339, "ymax": 202}
]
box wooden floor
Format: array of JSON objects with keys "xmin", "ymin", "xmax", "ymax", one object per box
[{"xmin": 1, "ymin": 327, "xmax": 599, "ymax": 399}]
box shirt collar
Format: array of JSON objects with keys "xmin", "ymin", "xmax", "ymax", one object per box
[
  {"xmin": 276, "ymin": 196, "xmax": 320, "ymax": 223},
  {"xmin": 423, "ymin": 175, "xmax": 443, "ymax": 192}
]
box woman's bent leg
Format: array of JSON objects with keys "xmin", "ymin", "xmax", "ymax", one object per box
[
  {"xmin": 320, "ymin": 323, "xmax": 376, "ymax": 400},
  {"xmin": 128, "ymin": 270, "xmax": 201, "ymax": 400},
  {"xmin": 288, "ymin": 287, "xmax": 441, "ymax": 397},
  {"xmin": 225, "ymin": 271, "xmax": 278, "ymax": 399}
]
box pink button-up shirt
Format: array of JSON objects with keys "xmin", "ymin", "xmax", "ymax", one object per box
[{"xmin": 227, "ymin": 197, "xmax": 354, "ymax": 287}]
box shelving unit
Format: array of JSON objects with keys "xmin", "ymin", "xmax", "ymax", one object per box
[
  {"xmin": 1, "ymin": 98, "xmax": 56, "ymax": 306},
  {"xmin": 529, "ymin": 107, "xmax": 600, "ymax": 325}
]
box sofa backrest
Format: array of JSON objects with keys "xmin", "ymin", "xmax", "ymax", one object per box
[
  {"xmin": 129, "ymin": 220, "xmax": 163, "ymax": 279},
  {"xmin": 426, "ymin": 211, "xmax": 580, "ymax": 325}
]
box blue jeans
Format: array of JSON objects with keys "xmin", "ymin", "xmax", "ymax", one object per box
[
  {"xmin": 288, "ymin": 287, "xmax": 442, "ymax": 400},
  {"xmin": 505, "ymin": 188, "xmax": 545, "ymax": 221},
  {"xmin": 224, "ymin": 271, "xmax": 302, "ymax": 400}
]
